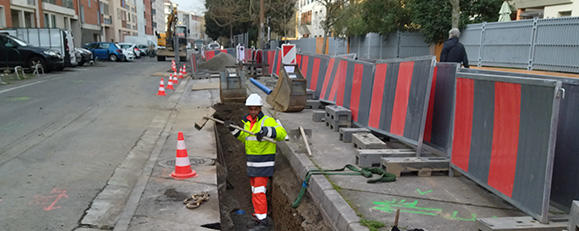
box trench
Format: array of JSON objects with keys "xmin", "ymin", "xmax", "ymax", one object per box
[{"xmin": 213, "ymin": 102, "xmax": 331, "ymax": 231}]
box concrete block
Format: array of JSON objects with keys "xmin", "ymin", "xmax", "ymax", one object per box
[
  {"xmin": 477, "ymin": 216, "xmax": 568, "ymax": 231},
  {"xmin": 325, "ymin": 105, "xmax": 352, "ymax": 122},
  {"xmin": 352, "ymin": 133, "xmax": 387, "ymax": 149},
  {"xmin": 312, "ymin": 110, "xmax": 326, "ymax": 122},
  {"xmin": 356, "ymin": 149, "xmax": 416, "ymax": 168},
  {"xmin": 307, "ymin": 89, "xmax": 316, "ymax": 100},
  {"xmin": 381, "ymin": 157, "xmax": 450, "ymax": 177},
  {"xmin": 570, "ymin": 200, "xmax": 579, "ymax": 231},
  {"xmin": 306, "ymin": 100, "xmax": 324, "ymax": 110},
  {"xmin": 325, "ymin": 118, "xmax": 351, "ymax": 132},
  {"xmin": 339, "ymin": 127, "xmax": 370, "ymax": 143}
]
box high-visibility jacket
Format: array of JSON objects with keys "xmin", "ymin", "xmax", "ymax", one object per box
[{"xmin": 232, "ymin": 111, "xmax": 287, "ymax": 177}]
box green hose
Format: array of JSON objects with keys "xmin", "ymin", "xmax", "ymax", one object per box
[{"xmin": 291, "ymin": 164, "xmax": 396, "ymax": 208}]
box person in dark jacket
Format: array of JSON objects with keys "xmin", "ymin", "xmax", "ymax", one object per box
[{"xmin": 440, "ymin": 28, "xmax": 469, "ymax": 68}]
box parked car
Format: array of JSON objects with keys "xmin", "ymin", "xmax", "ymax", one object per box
[
  {"xmin": 83, "ymin": 42, "xmax": 126, "ymax": 62},
  {"xmin": 207, "ymin": 42, "xmax": 220, "ymax": 50},
  {"xmin": 118, "ymin": 43, "xmax": 141, "ymax": 58},
  {"xmin": 0, "ymin": 28, "xmax": 77, "ymax": 67},
  {"xmin": 136, "ymin": 44, "xmax": 149, "ymax": 56},
  {"xmin": 121, "ymin": 48, "xmax": 135, "ymax": 61},
  {"xmin": 0, "ymin": 33, "xmax": 64, "ymax": 72},
  {"xmin": 75, "ymin": 47, "xmax": 93, "ymax": 66}
]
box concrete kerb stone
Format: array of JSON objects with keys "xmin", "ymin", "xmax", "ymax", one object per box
[
  {"xmin": 312, "ymin": 110, "xmax": 325, "ymax": 122},
  {"xmin": 352, "ymin": 133, "xmax": 387, "ymax": 149},
  {"xmin": 339, "ymin": 127, "xmax": 370, "ymax": 143},
  {"xmin": 277, "ymin": 141, "xmax": 367, "ymax": 231}
]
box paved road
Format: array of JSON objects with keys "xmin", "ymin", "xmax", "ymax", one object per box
[{"xmin": 0, "ymin": 58, "xmax": 170, "ymax": 231}]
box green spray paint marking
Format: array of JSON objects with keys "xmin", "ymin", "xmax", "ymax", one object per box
[
  {"xmin": 373, "ymin": 199, "xmax": 442, "ymax": 216},
  {"xmin": 7, "ymin": 96, "xmax": 30, "ymax": 102},
  {"xmin": 444, "ymin": 210, "xmax": 477, "ymax": 221},
  {"xmin": 372, "ymin": 199, "xmax": 479, "ymax": 222},
  {"xmin": 416, "ymin": 188, "xmax": 432, "ymax": 195}
]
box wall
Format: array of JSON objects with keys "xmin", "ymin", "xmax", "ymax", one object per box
[
  {"xmin": 0, "ymin": 0, "xmax": 13, "ymax": 28},
  {"xmin": 544, "ymin": 2, "xmax": 579, "ymax": 17}
]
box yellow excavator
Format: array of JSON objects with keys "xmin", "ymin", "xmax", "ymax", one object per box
[{"xmin": 156, "ymin": 6, "xmax": 188, "ymax": 61}]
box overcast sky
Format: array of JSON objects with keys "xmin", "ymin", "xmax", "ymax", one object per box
[{"xmin": 172, "ymin": 0, "xmax": 206, "ymax": 15}]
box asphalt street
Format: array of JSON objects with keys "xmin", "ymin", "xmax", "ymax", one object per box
[{"xmin": 0, "ymin": 58, "xmax": 170, "ymax": 231}]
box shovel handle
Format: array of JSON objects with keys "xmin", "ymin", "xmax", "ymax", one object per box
[{"xmin": 204, "ymin": 116, "xmax": 276, "ymax": 143}]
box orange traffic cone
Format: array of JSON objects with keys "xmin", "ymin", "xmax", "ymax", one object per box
[
  {"xmin": 171, "ymin": 132, "xmax": 197, "ymax": 179},
  {"xmin": 183, "ymin": 65, "xmax": 188, "ymax": 76},
  {"xmin": 157, "ymin": 78, "xmax": 166, "ymax": 96},
  {"xmin": 173, "ymin": 74, "xmax": 179, "ymax": 84},
  {"xmin": 179, "ymin": 67, "xmax": 184, "ymax": 79},
  {"xmin": 167, "ymin": 76, "xmax": 174, "ymax": 90}
]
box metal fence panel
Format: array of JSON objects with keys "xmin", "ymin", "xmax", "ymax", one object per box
[
  {"xmin": 450, "ymin": 72, "xmax": 562, "ymax": 223},
  {"xmin": 398, "ymin": 32, "xmax": 430, "ymax": 58},
  {"xmin": 461, "ymin": 16, "xmax": 579, "ymax": 73}
]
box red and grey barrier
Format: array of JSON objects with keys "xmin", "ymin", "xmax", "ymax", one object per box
[
  {"xmin": 450, "ymin": 72, "xmax": 563, "ymax": 223},
  {"xmin": 366, "ymin": 56, "xmax": 436, "ymax": 151},
  {"xmin": 271, "ymin": 48, "xmax": 282, "ymax": 77},
  {"xmin": 190, "ymin": 53, "xmax": 198, "ymax": 73},
  {"xmin": 423, "ymin": 63, "xmax": 460, "ymax": 154},
  {"xmin": 205, "ymin": 50, "xmax": 216, "ymax": 61},
  {"xmin": 460, "ymin": 68, "xmax": 579, "ymax": 213}
]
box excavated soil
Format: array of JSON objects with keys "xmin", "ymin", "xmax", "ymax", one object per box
[
  {"xmin": 198, "ymin": 53, "xmax": 237, "ymax": 72},
  {"xmin": 214, "ymin": 103, "xmax": 331, "ymax": 231}
]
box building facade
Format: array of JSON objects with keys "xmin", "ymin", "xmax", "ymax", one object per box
[
  {"xmin": 296, "ymin": 0, "xmax": 324, "ymax": 38},
  {"xmin": 151, "ymin": 0, "xmax": 164, "ymax": 35},
  {"xmin": 108, "ymin": 0, "xmax": 137, "ymax": 42},
  {"xmin": 512, "ymin": 0, "xmax": 578, "ymax": 19}
]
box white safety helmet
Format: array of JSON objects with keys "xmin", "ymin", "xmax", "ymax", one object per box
[{"xmin": 245, "ymin": 93, "xmax": 263, "ymax": 106}]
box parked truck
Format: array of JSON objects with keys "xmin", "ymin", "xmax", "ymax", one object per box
[
  {"xmin": 156, "ymin": 6, "xmax": 187, "ymax": 61},
  {"xmin": 0, "ymin": 28, "xmax": 77, "ymax": 69}
]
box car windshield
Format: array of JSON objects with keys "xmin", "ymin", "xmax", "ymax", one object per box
[
  {"xmin": 7, "ymin": 35, "xmax": 28, "ymax": 46},
  {"xmin": 113, "ymin": 44, "xmax": 121, "ymax": 49}
]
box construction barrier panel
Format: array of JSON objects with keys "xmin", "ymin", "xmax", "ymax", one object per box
[
  {"xmin": 265, "ymin": 50, "xmax": 275, "ymax": 75},
  {"xmin": 423, "ymin": 63, "xmax": 460, "ymax": 155},
  {"xmin": 366, "ymin": 56, "xmax": 436, "ymax": 152},
  {"xmin": 450, "ymin": 72, "xmax": 563, "ymax": 223},
  {"xmin": 204, "ymin": 49, "xmax": 236, "ymax": 61},
  {"xmin": 335, "ymin": 57, "xmax": 375, "ymax": 127},
  {"xmin": 271, "ymin": 48, "xmax": 282, "ymax": 77},
  {"xmin": 205, "ymin": 50, "xmax": 216, "ymax": 61},
  {"xmin": 298, "ymin": 53, "xmax": 330, "ymax": 99},
  {"xmin": 190, "ymin": 53, "xmax": 198, "ymax": 73},
  {"xmin": 460, "ymin": 68, "xmax": 579, "ymax": 213}
]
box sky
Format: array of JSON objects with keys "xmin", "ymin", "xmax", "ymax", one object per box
[{"xmin": 172, "ymin": 0, "xmax": 206, "ymax": 15}]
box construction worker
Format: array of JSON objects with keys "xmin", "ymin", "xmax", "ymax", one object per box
[{"xmin": 224, "ymin": 93, "xmax": 287, "ymax": 229}]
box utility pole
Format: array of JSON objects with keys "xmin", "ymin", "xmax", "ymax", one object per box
[{"xmin": 258, "ymin": 0, "xmax": 264, "ymax": 49}]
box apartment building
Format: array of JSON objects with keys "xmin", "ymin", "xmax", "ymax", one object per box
[
  {"xmin": 108, "ymin": 0, "xmax": 137, "ymax": 42},
  {"xmin": 296, "ymin": 0, "xmax": 324, "ymax": 38},
  {"xmin": 151, "ymin": 0, "xmax": 164, "ymax": 35},
  {"xmin": 77, "ymin": 0, "xmax": 102, "ymax": 45},
  {"xmin": 190, "ymin": 14, "xmax": 204, "ymax": 40},
  {"xmin": 143, "ymin": 0, "xmax": 152, "ymax": 35},
  {"xmin": 514, "ymin": 0, "xmax": 579, "ymax": 18}
]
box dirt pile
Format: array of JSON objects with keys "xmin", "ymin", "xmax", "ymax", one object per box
[{"xmin": 199, "ymin": 53, "xmax": 237, "ymax": 72}]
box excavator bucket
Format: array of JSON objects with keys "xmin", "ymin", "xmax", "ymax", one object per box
[
  {"xmin": 266, "ymin": 64, "xmax": 307, "ymax": 112},
  {"xmin": 219, "ymin": 66, "xmax": 247, "ymax": 103}
]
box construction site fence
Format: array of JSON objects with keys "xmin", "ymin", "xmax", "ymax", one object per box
[
  {"xmin": 294, "ymin": 51, "xmax": 574, "ymax": 223},
  {"xmin": 287, "ymin": 32, "xmax": 431, "ymax": 60},
  {"xmin": 460, "ymin": 16, "xmax": 579, "ymax": 73}
]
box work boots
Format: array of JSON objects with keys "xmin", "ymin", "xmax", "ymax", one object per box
[{"xmin": 247, "ymin": 217, "xmax": 271, "ymax": 231}]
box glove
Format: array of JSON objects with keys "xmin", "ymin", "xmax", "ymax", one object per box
[
  {"xmin": 255, "ymin": 127, "xmax": 267, "ymax": 141},
  {"xmin": 223, "ymin": 120, "xmax": 235, "ymax": 131}
]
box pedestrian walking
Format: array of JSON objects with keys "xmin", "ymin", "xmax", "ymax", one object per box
[
  {"xmin": 225, "ymin": 93, "xmax": 287, "ymax": 230},
  {"xmin": 440, "ymin": 28, "xmax": 469, "ymax": 68}
]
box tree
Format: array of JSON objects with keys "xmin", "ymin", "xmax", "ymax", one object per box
[
  {"xmin": 407, "ymin": 0, "xmax": 503, "ymax": 43},
  {"xmin": 205, "ymin": 0, "xmax": 251, "ymax": 45},
  {"xmin": 267, "ymin": 0, "xmax": 297, "ymax": 38},
  {"xmin": 317, "ymin": 0, "xmax": 347, "ymax": 54}
]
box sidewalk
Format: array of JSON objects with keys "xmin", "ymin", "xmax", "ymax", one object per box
[{"xmin": 247, "ymin": 80, "xmax": 524, "ymax": 231}]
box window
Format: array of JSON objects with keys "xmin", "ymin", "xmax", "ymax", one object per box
[
  {"xmin": 88, "ymin": 0, "xmax": 91, "ymax": 8},
  {"xmin": 98, "ymin": 43, "xmax": 110, "ymax": 49},
  {"xmin": 559, "ymin": 11, "xmax": 571, "ymax": 17},
  {"xmin": 64, "ymin": 0, "xmax": 74, "ymax": 8},
  {"xmin": 0, "ymin": 6, "xmax": 5, "ymax": 28}
]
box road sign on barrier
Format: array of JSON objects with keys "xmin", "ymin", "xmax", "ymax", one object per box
[
  {"xmin": 236, "ymin": 45, "xmax": 245, "ymax": 62},
  {"xmin": 282, "ymin": 44, "xmax": 297, "ymax": 65}
]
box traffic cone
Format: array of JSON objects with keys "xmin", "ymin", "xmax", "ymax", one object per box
[
  {"xmin": 179, "ymin": 67, "xmax": 184, "ymax": 79},
  {"xmin": 167, "ymin": 76, "xmax": 174, "ymax": 90},
  {"xmin": 157, "ymin": 78, "xmax": 166, "ymax": 96},
  {"xmin": 171, "ymin": 132, "xmax": 197, "ymax": 179},
  {"xmin": 171, "ymin": 60, "xmax": 176, "ymax": 71},
  {"xmin": 183, "ymin": 65, "xmax": 188, "ymax": 76},
  {"xmin": 173, "ymin": 74, "xmax": 179, "ymax": 85}
]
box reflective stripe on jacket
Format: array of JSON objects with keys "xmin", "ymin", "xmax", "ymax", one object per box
[{"xmin": 234, "ymin": 111, "xmax": 287, "ymax": 176}]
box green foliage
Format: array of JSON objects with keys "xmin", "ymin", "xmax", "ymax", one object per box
[
  {"xmin": 363, "ymin": 0, "xmax": 411, "ymax": 35},
  {"xmin": 360, "ymin": 219, "xmax": 386, "ymax": 231},
  {"xmin": 407, "ymin": 0, "xmax": 504, "ymax": 43}
]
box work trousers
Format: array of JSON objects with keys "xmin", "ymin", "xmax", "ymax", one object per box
[{"xmin": 250, "ymin": 176, "xmax": 268, "ymax": 220}]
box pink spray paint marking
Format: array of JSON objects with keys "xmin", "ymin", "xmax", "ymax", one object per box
[{"xmin": 32, "ymin": 188, "xmax": 68, "ymax": 211}]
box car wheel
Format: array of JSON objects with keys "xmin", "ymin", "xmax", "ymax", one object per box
[
  {"xmin": 109, "ymin": 54, "xmax": 118, "ymax": 62},
  {"xmin": 28, "ymin": 55, "xmax": 47, "ymax": 72}
]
